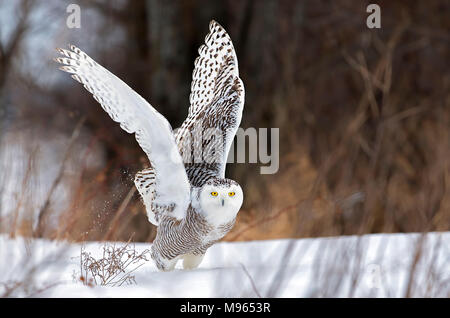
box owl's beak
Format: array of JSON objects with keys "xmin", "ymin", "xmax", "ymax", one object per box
[{"xmin": 221, "ymin": 198, "xmax": 225, "ymax": 206}]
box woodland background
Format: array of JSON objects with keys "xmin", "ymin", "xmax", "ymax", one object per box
[{"xmin": 0, "ymin": 0, "xmax": 449, "ymax": 243}]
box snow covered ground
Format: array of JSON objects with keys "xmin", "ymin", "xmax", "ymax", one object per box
[{"xmin": 0, "ymin": 232, "xmax": 448, "ymax": 297}]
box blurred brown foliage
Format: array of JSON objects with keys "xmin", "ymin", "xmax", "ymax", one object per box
[{"xmin": 0, "ymin": 0, "xmax": 449, "ymax": 242}]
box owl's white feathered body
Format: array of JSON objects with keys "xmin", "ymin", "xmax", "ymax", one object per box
[
  {"xmin": 151, "ymin": 178, "xmax": 243, "ymax": 270},
  {"xmin": 55, "ymin": 20, "xmax": 245, "ymax": 271}
]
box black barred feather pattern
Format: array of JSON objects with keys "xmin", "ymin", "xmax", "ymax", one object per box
[
  {"xmin": 134, "ymin": 168, "xmax": 156, "ymax": 197},
  {"xmin": 134, "ymin": 167, "xmax": 159, "ymax": 225}
]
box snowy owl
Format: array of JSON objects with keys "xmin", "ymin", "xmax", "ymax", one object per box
[{"xmin": 55, "ymin": 20, "xmax": 245, "ymax": 271}]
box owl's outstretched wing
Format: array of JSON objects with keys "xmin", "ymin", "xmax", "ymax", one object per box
[
  {"xmin": 55, "ymin": 45, "xmax": 190, "ymax": 222},
  {"xmin": 188, "ymin": 20, "xmax": 241, "ymax": 117},
  {"xmin": 175, "ymin": 20, "xmax": 245, "ymax": 186}
]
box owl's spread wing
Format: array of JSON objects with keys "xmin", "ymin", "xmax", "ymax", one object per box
[
  {"xmin": 175, "ymin": 20, "xmax": 245, "ymax": 186},
  {"xmin": 55, "ymin": 45, "xmax": 190, "ymax": 221},
  {"xmin": 188, "ymin": 20, "xmax": 241, "ymax": 116}
]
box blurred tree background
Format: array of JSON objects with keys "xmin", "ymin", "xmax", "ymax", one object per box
[{"xmin": 0, "ymin": 0, "xmax": 448, "ymax": 242}]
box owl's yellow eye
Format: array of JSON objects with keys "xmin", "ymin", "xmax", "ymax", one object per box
[
  {"xmin": 211, "ymin": 191, "xmax": 218, "ymax": 197},
  {"xmin": 228, "ymin": 192, "xmax": 235, "ymax": 197}
]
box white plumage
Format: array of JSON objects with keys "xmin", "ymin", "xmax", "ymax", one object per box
[{"xmin": 55, "ymin": 20, "xmax": 245, "ymax": 271}]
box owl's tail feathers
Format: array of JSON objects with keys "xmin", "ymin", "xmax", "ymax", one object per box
[{"xmin": 134, "ymin": 167, "xmax": 158, "ymax": 225}]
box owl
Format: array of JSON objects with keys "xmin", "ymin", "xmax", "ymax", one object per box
[{"xmin": 55, "ymin": 20, "xmax": 245, "ymax": 271}]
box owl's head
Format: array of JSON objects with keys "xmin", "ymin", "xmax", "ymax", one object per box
[{"xmin": 197, "ymin": 178, "xmax": 243, "ymax": 224}]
